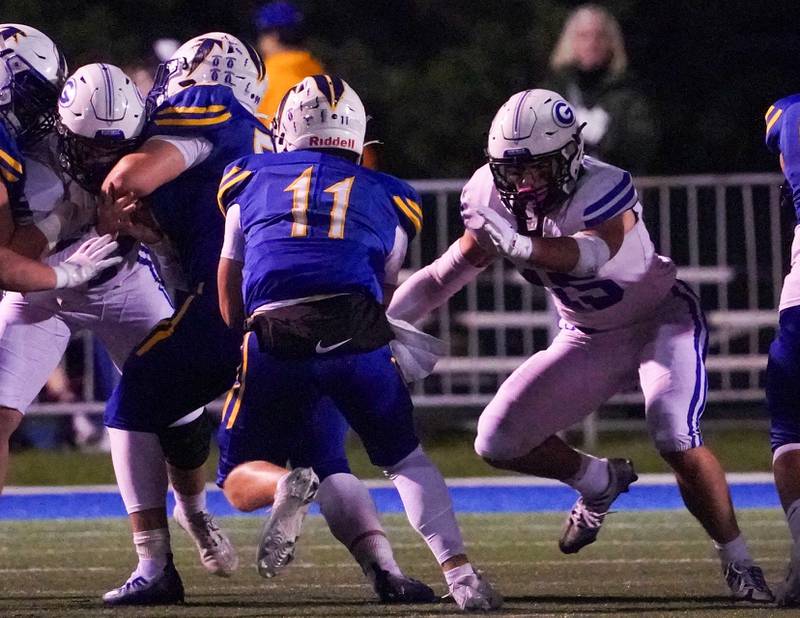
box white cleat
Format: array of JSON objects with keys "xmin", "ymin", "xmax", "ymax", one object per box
[
  {"xmin": 173, "ymin": 506, "xmax": 238, "ymax": 577},
  {"xmin": 257, "ymin": 467, "xmax": 319, "ymax": 578},
  {"xmin": 559, "ymin": 458, "xmax": 637, "ymax": 554},
  {"xmin": 447, "ymin": 570, "xmax": 503, "ymax": 611},
  {"xmin": 724, "ymin": 561, "xmax": 773, "ymax": 603}
]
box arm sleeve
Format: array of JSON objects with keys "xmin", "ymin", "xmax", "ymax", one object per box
[
  {"xmin": 387, "ymin": 239, "xmax": 485, "ymax": 325},
  {"xmin": 145, "ymin": 135, "xmax": 213, "ymax": 170},
  {"xmin": 220, "ymin": 203, "xmax": 244, "ymax": 262},
  {"xmin": 384, "ymin": 226, "xmax": 408, "ymax": 287}
]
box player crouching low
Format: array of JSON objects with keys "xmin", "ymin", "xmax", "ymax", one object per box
[{"xmin": 215, "ymin": 75, "xmax": 502, "ymax": 611}]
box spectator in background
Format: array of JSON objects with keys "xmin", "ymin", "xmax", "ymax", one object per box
[
  {"xmin": 254, "ymin": 1, "xmax": 323, "ymax": 122},
  {"xmin": 545, "ymin": 4, "xmax": 657, "ymax": 174}
]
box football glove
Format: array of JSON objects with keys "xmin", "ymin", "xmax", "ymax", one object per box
[
  {"xmin": 477, "ymin": 207, "xmax": 533, "ymax": 262},
  {"xmin": 52, "ymin": 234, "xmax": 123, "ymax": 289}
]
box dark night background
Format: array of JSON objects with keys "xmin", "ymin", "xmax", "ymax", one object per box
[{"xmin": 6, "ymin": 0, "xmax": 800, "ymax": 178}]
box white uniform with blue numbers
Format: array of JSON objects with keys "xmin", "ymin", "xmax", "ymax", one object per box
[
  {"xmin": 463, "ymin": 157, "xmax": 677, "ymax": 331},
  {"xmin": 460, "ymin": 156, "xmax": 709, "ymax": 457},
  {"xmin": 0, "ymin": 137, "xmax": 174, "ymax": 413}
]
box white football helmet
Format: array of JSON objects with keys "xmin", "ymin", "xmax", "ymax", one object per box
[
  {"xmin": 487, "ymin": 89, "xmax": 584, "ymax": 219},
  {"xmin": 272, "ymin": 75, "xmax": 366, "ymax": 156},
  {"xmin": 0, "ymin": 23, "xmax": 67, "ymax": 145},
  {"xmin": 56, "ymin": 63, "xmax": 145, "ymax": 192},
  {"xmin": 147, "ymin": 32, "xmax": 266, "ymax": 116}
]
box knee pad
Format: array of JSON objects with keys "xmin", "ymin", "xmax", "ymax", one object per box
[{"xmin": 158, "ymin": 410, "xmax": 212, "ymax": 470}]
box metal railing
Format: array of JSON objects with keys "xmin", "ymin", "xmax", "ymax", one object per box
[{"xmin": 27, "ymin": 172, "xmax": 787, "ymax": 421}]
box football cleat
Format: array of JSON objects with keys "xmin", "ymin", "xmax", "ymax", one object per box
[
  {"xmin": 559, "ymin": 458, "xmax": 638, "ymax": 554},
  {"xmin": 724, "ymin": 561, "xmax": 774, "ymax": 603},
  {"xmin": 102, "ymin": 554, "xmax": 184, "ymax": 606},
  {"xmin": 256, "ymin": 467, "xmax": 319, "ymax": 578},
  {"xmin": 173, "ymin": 505, "xmax": 238, "ymax": 577},
  {"xmin": 777, "ymin": 543, "xmax": 800, "ymax": 606},
  {"xmin": 371, "ymin": 565, "xmax": 436, "ymax": 603},
  {"xmin": 446, "ymin": 569, "xmax": 503, "ymax": 611}
]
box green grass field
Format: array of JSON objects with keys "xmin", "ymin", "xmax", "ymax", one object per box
[
  {"xmin": 0, "ymin": 510, "xmax": 792, "ymax": 617},
  {"xmin": 6, "ymin": 425, "xmax": 773, "ymax": 485}
]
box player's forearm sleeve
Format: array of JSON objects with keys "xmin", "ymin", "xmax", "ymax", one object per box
[
  {"xmin": 387, "ymin": 239, "xmax": 484, "ymax": 325},
  {"xmin": 145, "ymin": 135, "xmax": 213, "ymax": 170},
  {"xmin": 220, "ymin": 203, "xmax": 244, "ymax": 262}
]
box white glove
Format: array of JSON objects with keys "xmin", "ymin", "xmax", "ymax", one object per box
[
  {"xmin": 52, "ymin": 235, "xmax": 123, "ymax": 289},
  {"xmin": 387, "ymin": 316, "xmax": 447, "ymax": 383},
  {"xmin": 477, "ymin": 207, "xmax": 533, "ymax": 261}
]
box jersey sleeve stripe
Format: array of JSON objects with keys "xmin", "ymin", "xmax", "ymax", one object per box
[
  {"xmin": 0, "ymin": 167, "xmax": 18, "ymax": 184},
  {"xmin": 404, "ymin": 197, "xmax": 423, "ymax": 220},
  {"xmin": 392, "ymin": 196, "xmax": 422, "ymax": 233},
  {"xmin": 766, "ymin": 107, "xmax": 784, "ymax": 133},
  {"xmin": 217, "ymin": 169, "xmax": 253, "ymax": 215},
  {"xmin": 156, "ymin": 104, "xmax": 227, "ymax": 116},
  {"xmin": 0, "ymin": 149, "xmax": 23, "ymax": 175},
  {"xmin": 219, "ymin": 165, "xmax": 242, "ymax": 186},
  {"xmin": 584, "ymin": 172, "xmax": 632, "ymax": 216},
  {"xmin": 154, "ymin": 112, "xmax": 232, "ymax": 127},
  {"xmin": 765, "ymin": 105, "xmax": 775, "ymax": 120},
  {"xmin": 583, "ymin": 185, "xmax": 637, "ymax": 227}
]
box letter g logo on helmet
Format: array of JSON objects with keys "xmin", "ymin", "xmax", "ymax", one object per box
[{"xmin": 552, "ymin": 100, "xmax": 575, "ymax": 128}]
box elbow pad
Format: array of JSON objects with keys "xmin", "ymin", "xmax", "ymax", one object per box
[{"xmin": 569, "ymin": 233, "xmax": 611, "ymax": 277}]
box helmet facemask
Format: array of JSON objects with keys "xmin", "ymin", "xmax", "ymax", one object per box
[
  {"xmin": 0, "ymin": 52, "xmax": 62, "ymax": 146},
  {"xmin": 488, "ymin": 126, "xmax": 584, "ymax": 228},
  {"xmin": 56, "ymin": 119, "xmax": 140, "ymax": 193}
]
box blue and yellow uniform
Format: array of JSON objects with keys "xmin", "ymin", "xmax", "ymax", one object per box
[
  {"xmin": 105, "ymin": 85, "xmax": 271, "ymax": 433},
  {"xmin": 0, "ymin": 123, "xmax": 31, "ymax": 225},
  {"xmin": 765, "ymin": 94, "xmax": 800, "ymax": 451},
  {"xmin": 215, "ymin": 150, "xmax": 424, "ymax": 485}
]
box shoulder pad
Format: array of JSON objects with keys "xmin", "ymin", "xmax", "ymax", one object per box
[
  {"xmin": 379, "ymin": 173, "xmax": 422, "ymax": 238},
  {"xmin": 148, "ymin": 85, "xmax": 237, "ymax": 136},
  {"xmin": 577, "ymin": 159, "xmax": 638, "ymax": 227},
  {"xmin": 766, "ymin": 94, "xmax": 800, "ymax": 154},
  {"xmin": 217, "ymin": 156, "xmax": 256, "ymax": 215}
]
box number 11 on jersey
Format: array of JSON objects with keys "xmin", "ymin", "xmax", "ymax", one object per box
[{"xmin": 285, "ymin": 166, "xmax": 355, "ymax": 239}]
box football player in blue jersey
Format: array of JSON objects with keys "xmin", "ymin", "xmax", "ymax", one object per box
[
  {"xmin": 215, "ymin": 75, "xmax": 502, "ymax": 611},
  {"xmin": 765, "ymin": 95, "xmax": 800, "ymax": 605},
  {"xmin": 99, "ymin": 37, "xmax": 425, "ymax": 606}
]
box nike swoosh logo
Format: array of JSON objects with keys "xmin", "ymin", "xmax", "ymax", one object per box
[{"xmin": 315, "ymin": 338, "xmax": 352, "ymax": 354}]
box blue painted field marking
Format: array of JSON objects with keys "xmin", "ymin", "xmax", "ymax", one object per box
[{"xmin": 0, "ymin": 476, "xmax": 782, "ymax": 520}]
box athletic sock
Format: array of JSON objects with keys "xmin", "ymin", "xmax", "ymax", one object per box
[
  {"xmin": 384, "ymin": 445, "xmax": 466, "ymax": 564},
  {"xmin": 444, "ymin": 562, "xmax": 475, "ymax": 585},
  {"xmin": 316, "ymin": 473, "xmax": 402, "ymax": 578},
  {"xmin": 174, "ymin": 489, "xmax": 207, "ymax": 517},
  {"xmin": 787, "ymin": 499, "xmax": 800, "ymax": 544},
  {"xmin": 714, "ymin": 534, "xmax": 752, "ymax": 566},
  {"xmin": 565, "ymin": 454, "xmax": 610, "ymax": 499},
  {"xmin": 132, "ymin": 528, "xmax": 170, "ymax": 580}
]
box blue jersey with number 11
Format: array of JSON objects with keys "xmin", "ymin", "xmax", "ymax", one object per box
[{"xmin": 218, "ymin": 150, "xmax": 422, "ymax": 315}]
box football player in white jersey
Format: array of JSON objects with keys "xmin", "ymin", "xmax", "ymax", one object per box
[
  {"xmin": 0, "ymin": 26, "xmax": 133, "ymax": 489},
  {"xmin": 389, "ymin": 89, "xmax": 773, "ymax": 602}
]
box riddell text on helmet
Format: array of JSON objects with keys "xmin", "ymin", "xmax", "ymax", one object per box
[{"xmin": 309, "ymin": 136, "xmax": 356, "ymax": 149}]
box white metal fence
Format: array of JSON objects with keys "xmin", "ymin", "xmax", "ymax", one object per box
[{"xmin": 27, "ymin": 172, "xmax": 788, "ymax": 421}]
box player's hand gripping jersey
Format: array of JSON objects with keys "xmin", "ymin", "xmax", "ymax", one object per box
[
  {"xmin": 144, "ymin": 84, "xmax": 271, "ymax": 291},
  {"xmin": 462, "ymin": 156, "xmax": 676, "ymax": 331}
]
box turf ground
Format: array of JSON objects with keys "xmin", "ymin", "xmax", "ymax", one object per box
[{"xmin": 0, "ymin": 509, "xmax": 793, "ymax": 617}]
